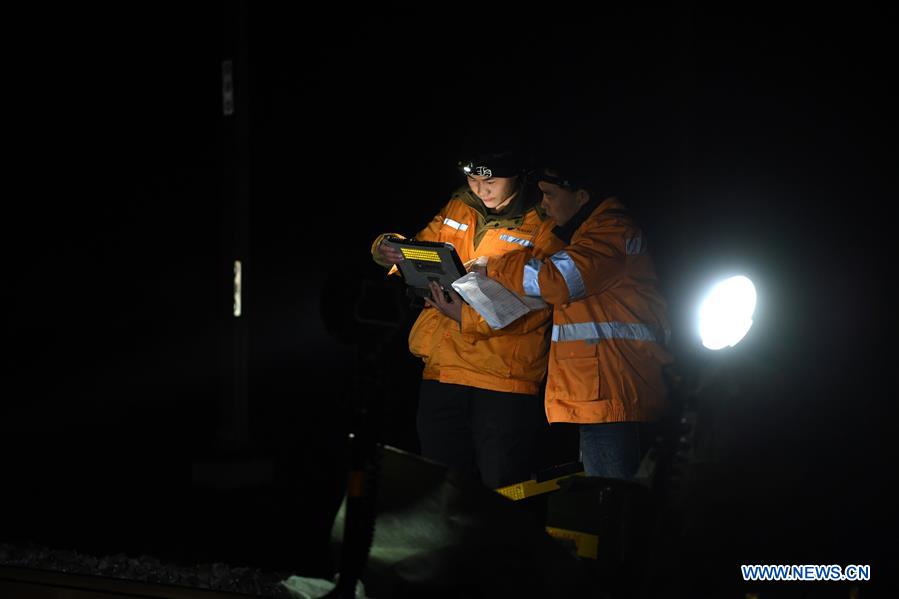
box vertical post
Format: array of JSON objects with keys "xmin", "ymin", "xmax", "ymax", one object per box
[
  {"xmin": 676, "ymin": 0, "xmax": 695, "ymax": 210},
  {"xmin": 219, "ymin": 0, "xmax": 250, "ymax": 451}
]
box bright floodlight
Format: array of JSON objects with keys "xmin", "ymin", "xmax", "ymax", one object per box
[{"xmin": 698, "ymin": 275, "xmax": 757, "ymax": 350}]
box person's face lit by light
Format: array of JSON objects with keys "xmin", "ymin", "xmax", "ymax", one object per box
[
  {"xmin": 538, "ymin": 179, "xmax": 589, "ymax": 226},
  {"xmin": 467, "ymin": 175, "xmax": 518, "ymax": 212}
]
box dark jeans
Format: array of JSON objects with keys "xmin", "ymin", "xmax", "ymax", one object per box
[
  {"xmin": 416, "ymin": 380, "xmax": 546, "ymax": 489},
  {"xmin": 579, "ymin": 421, "xmax": 651, "ymax": 479}
]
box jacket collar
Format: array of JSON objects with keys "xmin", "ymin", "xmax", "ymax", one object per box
[
  {"xmin": 551, "ymin": 196, "xmax": 625, "ymax": 244},
  {"xmin": 454, "ymin": 185, "xmax": 540, "ymax": 228}
]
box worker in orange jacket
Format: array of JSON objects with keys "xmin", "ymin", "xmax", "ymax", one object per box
[
  {"xmin": 371, "ymin": 146, "xmax": 555, "ymax": 488},
  {"xmin": 473, "ymin": 158, "xmax": 673, "ymax": 479}
]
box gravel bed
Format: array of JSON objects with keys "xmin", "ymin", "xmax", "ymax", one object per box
[{"xmin": 0, "ymin": 542, "xmax": 295, "ymax": 597}]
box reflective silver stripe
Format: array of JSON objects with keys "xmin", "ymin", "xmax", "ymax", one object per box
[
  {"xmin": 522, "ymin": 257, "xmax": 542, "ymax": 297},
  {"xmin": 443, "ymin": 217, "xmax": 469, "ymax": 231},
  {"xmin": 626, "ymin": 235, "xmax": 645, "ymax": 255},
  {"xmin": 551, "ymin": 322, "xmax": 661, "ymax": 344},
  {"xmin": 549, "ymin": 251, "xmax": 587, "ymax": 300},
  {"xmin": 499, "ymin": 234, "xmax": 534, "ymax": 248}
]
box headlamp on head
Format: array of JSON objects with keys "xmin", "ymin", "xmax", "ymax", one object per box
[
  {"xmin": 457, "ymin": 151, "xmax": 523, "ymax": 179},
  {"xmin": 459, "ymin": 162, "xmax": 494, "ymax": 178}
]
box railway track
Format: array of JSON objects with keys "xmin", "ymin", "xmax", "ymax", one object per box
[{"xmin": 0, "ymin": 565, "xmax": 271, "ymax": 599}]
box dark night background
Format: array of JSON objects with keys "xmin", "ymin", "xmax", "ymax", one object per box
[{"xmin": 1, "ymin": 2, "xmax": 896, "ymax": 596}]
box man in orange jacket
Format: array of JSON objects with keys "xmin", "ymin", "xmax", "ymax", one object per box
[
  {"xmin": 371, "ymin": 146, "xmax": 555, "ymax": 488},
  {"xmin": 474, "ymin": 157, "xmax": 673, "ymax": 479}
]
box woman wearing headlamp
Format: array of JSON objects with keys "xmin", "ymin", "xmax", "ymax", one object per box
[{"xmin": 371, "ymin": 145, "xmax": 554, "ymax": 489}]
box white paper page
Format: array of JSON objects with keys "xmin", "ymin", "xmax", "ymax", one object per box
[{"xmin": 452, "ymin": 272, "xmax": 547, "ymax": 329}]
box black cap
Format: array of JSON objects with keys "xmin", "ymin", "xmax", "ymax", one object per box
[
  {"xmin": 457, "ymin": 121, "xmax": 534, "ymax": 178},
  {"xmin": 458, "ymin": 150, "xmax": 528, "ymax": 179},
  {"xmin": 536, "ymin": 170, "xmax": 588, "ymax": 190},
  {"xmin": 535, "ymin": 146, "xmax": 602, "ymax": 193}
]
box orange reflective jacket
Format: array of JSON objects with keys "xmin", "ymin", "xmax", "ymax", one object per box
[
  {"xmin": 487, "ymin": 197, "xmax": 672, "ymax": 423},
  {"xmin": 371, "ymin": 187, "xmax": 554, "ymax": 395}
]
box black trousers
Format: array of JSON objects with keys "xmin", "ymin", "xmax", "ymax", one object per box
[{"xmin": 416, "ymin": 380, "xmax": 547, "ymax": 489}]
